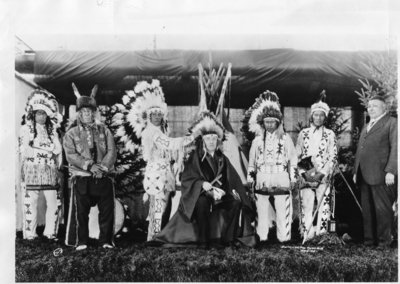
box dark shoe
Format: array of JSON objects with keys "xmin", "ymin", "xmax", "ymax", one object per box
[
  {"xmin": 377, "ymin": 242, "xmax": 391, "ymax": 249},
  {"xmin": 229, "ymin": 240, "xmax": 243, "ymax": 248},
  {"xmin": 197, "ymin": 243, "xmax": 209, "ymax": 250},
  {"xmin": 210, "ymin": 242, "xmax": 225, "ymax": 250},
  {"xmin": 342, "ymin": 233, "xmax": 353, "ymax": 243},
  {"xmin": 363, "ymin": 240, "xmax": 375, "ymax": 247}
]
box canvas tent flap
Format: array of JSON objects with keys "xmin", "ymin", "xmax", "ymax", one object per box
[{"xmin": 29, "ymin": 49, "xmax": 382, "ymax": 108}]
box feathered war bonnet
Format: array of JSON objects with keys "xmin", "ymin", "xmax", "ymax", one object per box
[
  {"xmin": 188, "ymin": 111, "xmax": 225, "ymax": 160},
  {"xmin": 122, "ymin": 80, "xmax": 168, "ymax": 138},
  {"xmin": 189, "ymin": 111, "xmax": 225, "ymax": 140},
  {"xmin": 111, "ymin": 80, "xmax": 168, "ymax": 156},
  {"xmin": 72, "ymin": 82, "xmax": 98, "ymax": 111},
  {"xmin": 245, "ymin": 90, "xmax": 284, "ymax": 138},
  {"xmin": 310, "ymin": 90, "xmax": 330, "ymax": 117},
  {"xmin": 24, "ymin": 89, "xmax": 62, "ymax": 128}
]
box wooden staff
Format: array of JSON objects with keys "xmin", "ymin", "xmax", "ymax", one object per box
[
  {"xmin": 198, "ymin": 63, "xmax": 208, "ymax": 113},
  {"xmin": 215, "ymin": 63, "xmax": 232, "ymax": 117},
  {"xmin": 302, "ymin": 175, "xmax": 332, "ymax": 245}
]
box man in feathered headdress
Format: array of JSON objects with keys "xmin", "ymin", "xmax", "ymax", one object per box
[
  {"xmin": 19, "ymin": 89, "xmax": 63, "ymax": 240},
  {"xmin": 245, "ymin": 91, "xmax": 297, "ymax": 243},
  {"xmin": 152, "ymin": 111, "xmax": 256, "ymax": 248},
  {"xmin": 63, "ymin": 83, "xmax": 117, "ymax": 250},
  {"xmin": 119, "ymin": 80, "xmax": 199, "ymax": 241},
  {"xmin": 296, "ymin": 91, "xmax": 337, "ymax": 239}
]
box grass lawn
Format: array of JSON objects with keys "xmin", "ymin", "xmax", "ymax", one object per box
[{"xmin": 15, "ymin": 227, "xmax": 398, "ymax": 282}]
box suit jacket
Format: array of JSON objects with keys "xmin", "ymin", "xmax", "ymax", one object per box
[{"xmin": 354, "ymin": 113, "xmax": 397, "ymax": 185}]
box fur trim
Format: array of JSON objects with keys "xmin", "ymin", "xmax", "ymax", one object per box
[
  {"xmin": 72, "ymin": 83, "xmax": 98, "ymax": 111},
  {"xmin": 311, "ymin": 89, "xmax": 330, "ymax": 116},
  {"xmin": 77, "ymin": 96, "xmax": 97, "ymax": 111},
  {"xmin": 311, "ymin": 101, "xmax": 330, "ymax": 117}
]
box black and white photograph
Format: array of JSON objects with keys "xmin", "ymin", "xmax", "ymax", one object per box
[{"xmin": 1, "ymin": 0, "xmax": 399, "ymax": 282}]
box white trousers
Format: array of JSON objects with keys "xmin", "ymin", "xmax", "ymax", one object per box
[
  {"xmin": 256, "ymin": 194, "xmax": 292, "ymax": 242},
  {"xmin": 23, "ymin": 188, "xmax": 59, "ymax": 239},
  {"xmin": 147, "ymin": 191, "xmax": 170, "ymax": 241},
  {"xmin": 300, "ymin": 184, "xmax": 331, "ymax": 238}
]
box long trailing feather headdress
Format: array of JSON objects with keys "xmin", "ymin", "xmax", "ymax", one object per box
[{"xmin": 113, "ymin": 79, "xmax": 167, "ymax": 155}]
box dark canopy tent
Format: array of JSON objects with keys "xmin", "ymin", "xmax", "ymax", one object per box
[{"xmin": 15, "ymin": 49, "xmax": 382, "ymax": 109}]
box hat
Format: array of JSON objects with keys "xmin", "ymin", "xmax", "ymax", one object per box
[
  {"xmin": 189, "ymin": 111, "xmax": 225, "ymax": 140},
  {"xmin": 368, "ymin": 95, "xmax": 386, "ymax": 103},
  {"xmin": 72, "ymin": 83, "xmax": 98, "ymax": 111},
  {"xmin": 246, "ymin": 90, "xmax": 283, "ymax": 136},
  {"xmin": 311, "ymin": 90, "xmax": 330, "ymax": 116}
]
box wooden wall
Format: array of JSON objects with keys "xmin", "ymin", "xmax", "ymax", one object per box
[{"xmin": 168, "ymin": 106, "xmax": 358, "ymax": 149}]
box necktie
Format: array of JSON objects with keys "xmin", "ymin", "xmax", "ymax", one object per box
[{"xmin": 367, "ymin": 120, "xmax": 375, "ymax": 133}]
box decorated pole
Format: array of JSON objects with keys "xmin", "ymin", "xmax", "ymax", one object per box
[
  {"xmin": 215, "ymin": 63, "xmax": 232, "ymax": 117},
  {"xmin": 197, "ymin": 63, "xmax": 208, "ymax": 114}
]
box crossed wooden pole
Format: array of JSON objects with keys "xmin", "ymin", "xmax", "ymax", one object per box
[{"xmin": 302, "ymin": 164, "xmax": 363, "ymax": 245}]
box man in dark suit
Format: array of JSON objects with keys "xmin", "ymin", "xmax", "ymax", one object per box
[{"xmin": 353, "ymin": 95, "xmax": 397, "ymax": 247}]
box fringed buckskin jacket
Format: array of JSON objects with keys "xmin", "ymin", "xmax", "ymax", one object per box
[
  {"xmin": 63, "ymin": 120, "xmax": 116, "ymax": 173},
  {"xmin": 296, "ymin": 125, "xmax": 337, "ymax": 178},
  {"xmin": 247, "ymin": 132, "xmax": 298, "ymax": 189}
]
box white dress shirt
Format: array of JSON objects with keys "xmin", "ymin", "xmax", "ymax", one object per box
[{"xmin": 367, "ymin": 112, "xmax": 386, "ymax": 132}]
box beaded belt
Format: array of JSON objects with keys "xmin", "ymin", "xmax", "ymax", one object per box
[
  {"xmin": 258, "ymin": 165, "xmax": 286, "ymax": 174},
  {"xmin": 254, "ymin": 186, "xmax": 290, "ymax": 195}
]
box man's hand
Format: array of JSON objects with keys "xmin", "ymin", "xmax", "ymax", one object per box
[
  {"xmin": 353, "ymin": 174, "xmax": 357, "ymax": 184},
  {"xmin": 202, "ymin": 182, "xmax": 213, "ymax": 191},
  {"xmin": 90, "ymin": 164, "xmax": 104, "ymax": 178},
  {"xmin": 313, "ymin": 172, "xmax": 325, "ymax": 182},
  {"xmin": 212, "ymin": 187, "xmax": 225, "ymax": 200},
  {"xmin": 99, "ymin": 164, "xmax": 109, "ymax": 173},
  {"xmin": 232, "ymin": 189, "xmax": 241, "ymax": 201},
  {"xmin": 385, "ymin": 172, "xmax": 395, "ymax": 186},
  {"xmin": 303, "ymin": 171, "xmax": 324, "ymax": 183}
]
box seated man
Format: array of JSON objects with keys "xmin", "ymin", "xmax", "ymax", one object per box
[{"xmin": 151, "ymin": 112, "xmax": 256, "ymax": 248}]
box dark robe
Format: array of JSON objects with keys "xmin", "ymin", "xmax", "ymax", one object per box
[{"xmin": 151, "ymin": 146, "xmax": 256, "ymax": 247}]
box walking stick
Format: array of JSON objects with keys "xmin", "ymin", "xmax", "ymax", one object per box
[
  {"xmin": 336, "ymin": 166, "xmax": 362, "ymax": 213},
  {"xmin": 298, "ymin": 184, "xmax": 306, "ymax": 236},
  {"xmin": 302, "ymin": 173, "xmax": 333, "ymax": 245}
]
